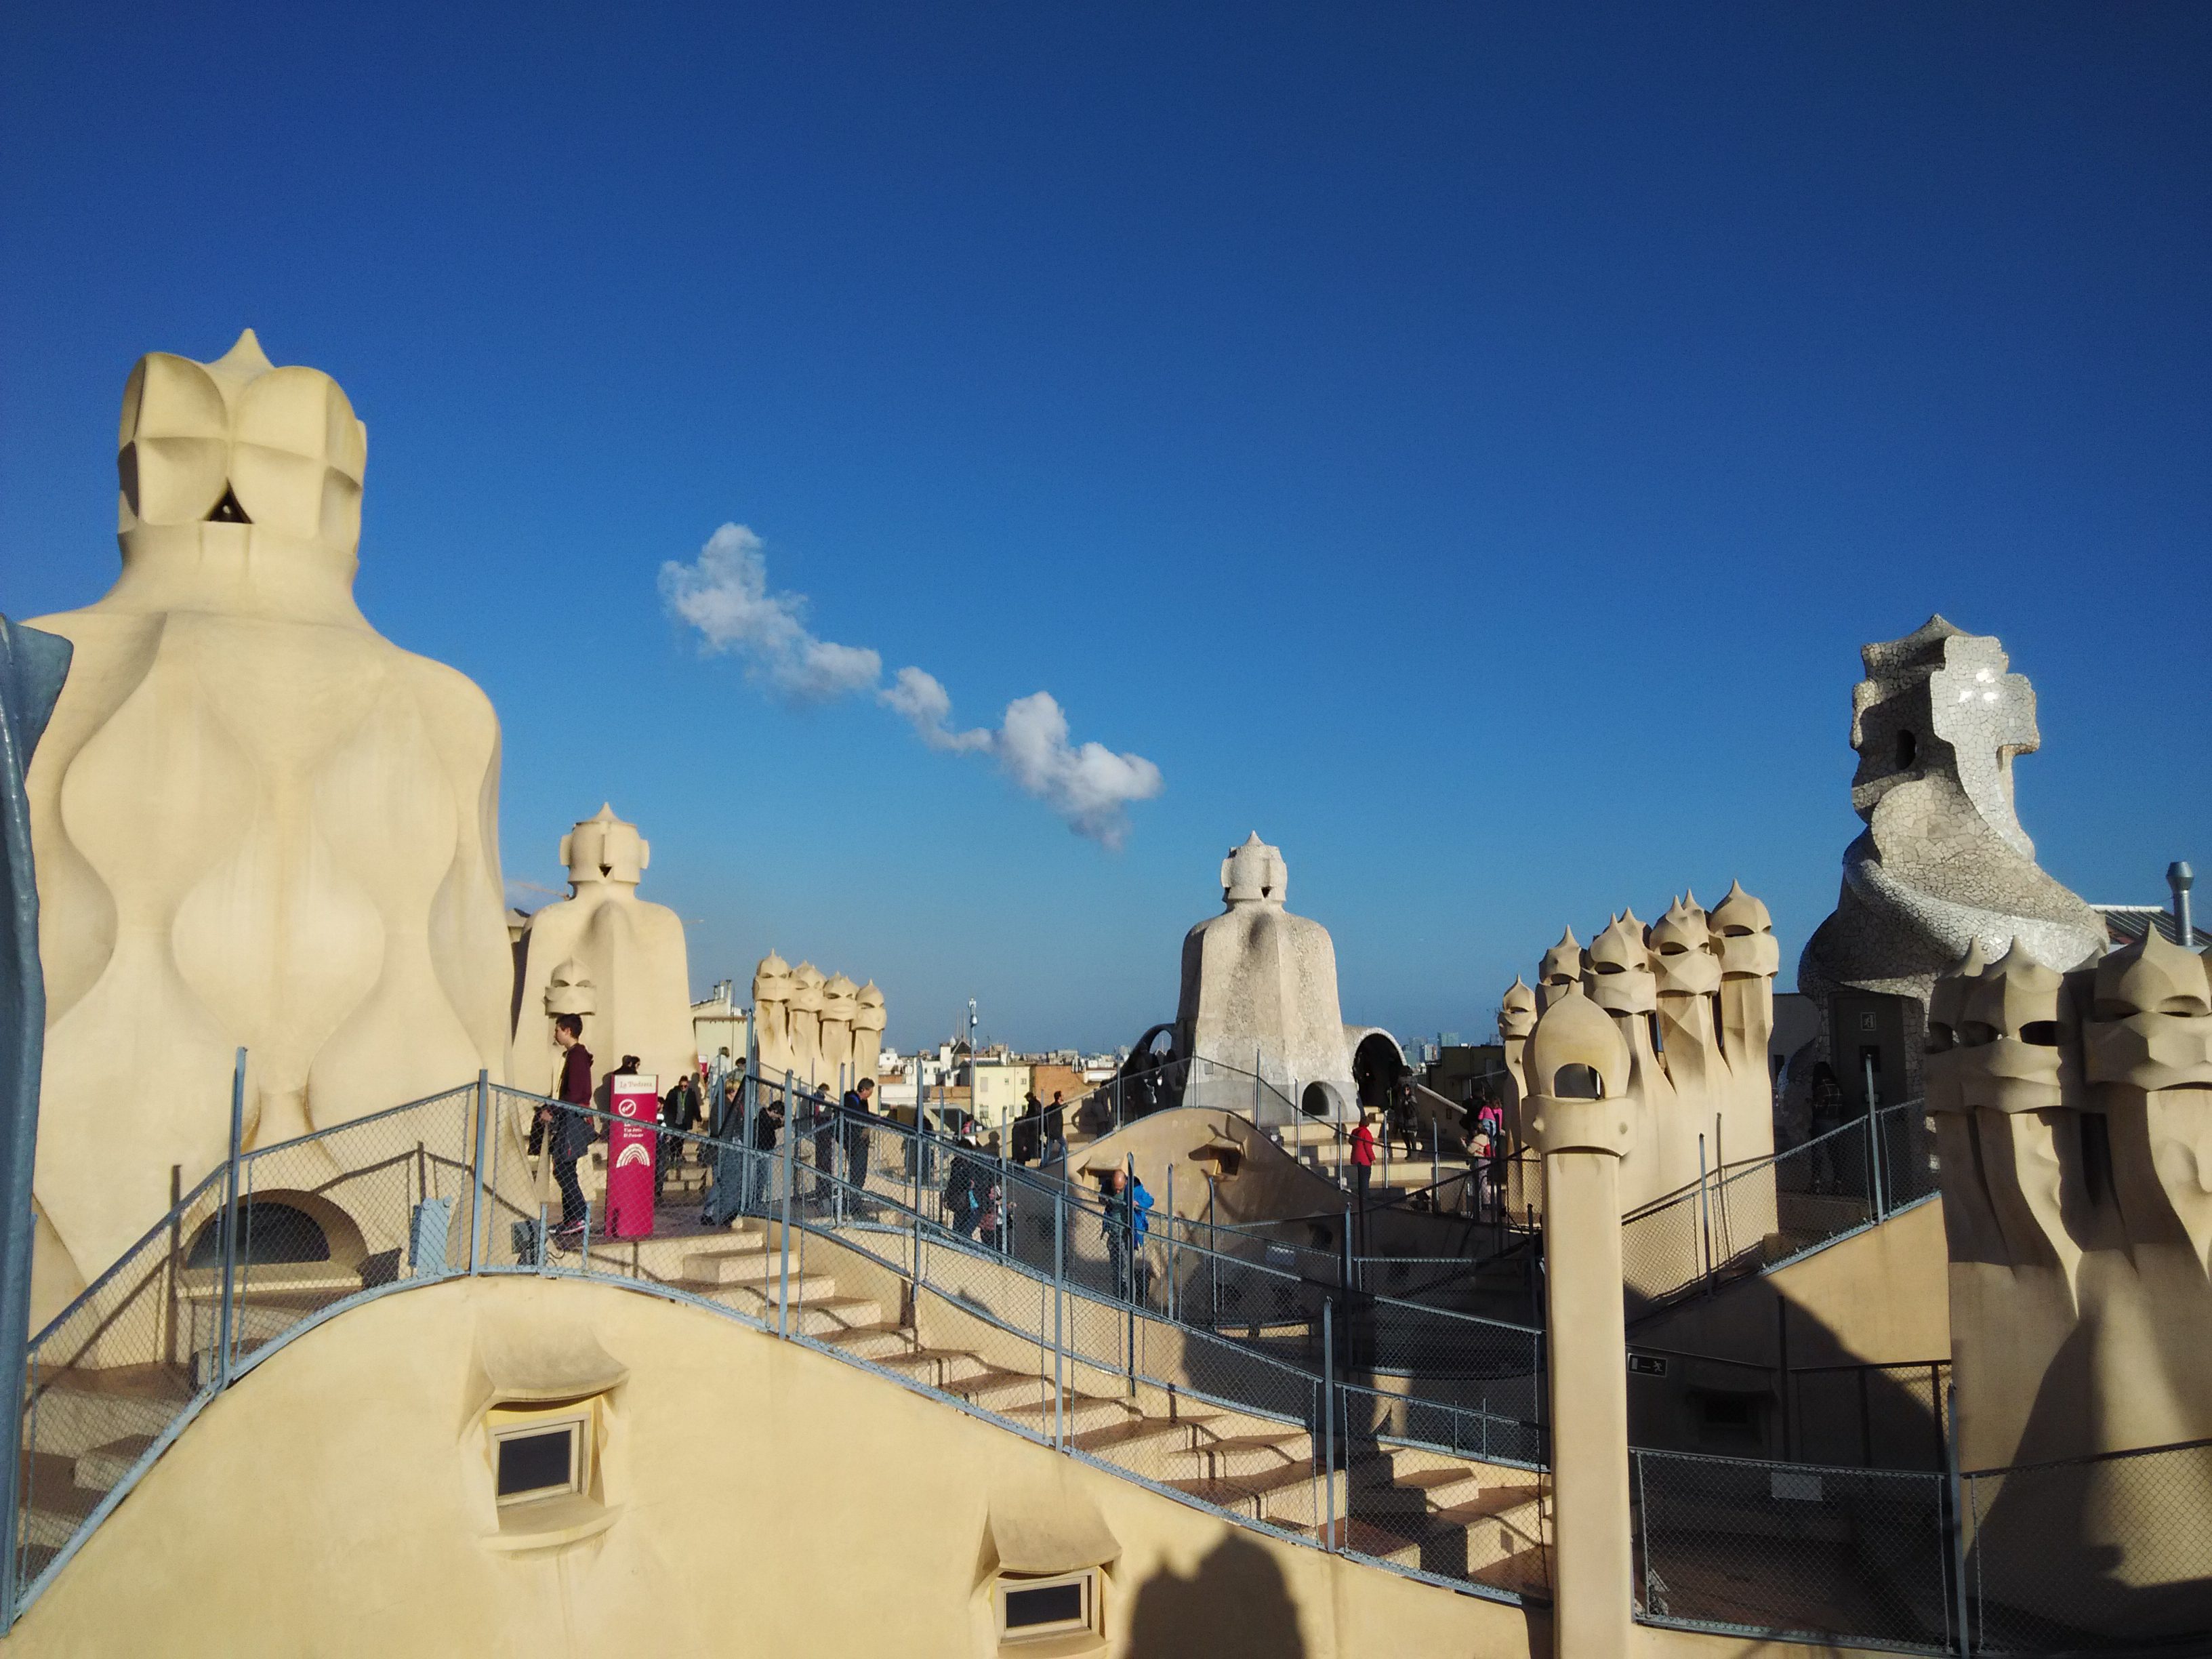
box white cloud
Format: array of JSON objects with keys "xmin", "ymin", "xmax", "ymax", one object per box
[
  {"xmin": 992, "ymin": 691, "xmax": 1165, "ymax": 850},
  {"xmin": 663, "ymin": 525, "xmax": 1163, "ymax": 846},
  {"xmin": 658, "ymin": 523, "xmax": 882, "ymax": 701},
  {"xmin": 882, "ymin": 666, "xmax": 993, "ymax": 754}
]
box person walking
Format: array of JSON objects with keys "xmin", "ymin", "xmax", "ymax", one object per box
[
  {"xmin": 746, "ymin": 1085, "xmax": 783, "ymax": 1215},
  {"xmin": 1011, "ymin": 1092, "xmax": 1042, "ymax": 1166},
  {"xmin": 842, "ymin": 1078, "xmax": 877, "ymax": 1208},
  {"xmin": 541, "ymin": 1015, "xmax": 594, "ymax": 1249},
  {"xmin": 805, "ymin": 1082, "xmax": 838, "ymax": 1205},
  {"xmin": 945, "ymin": 1130, "xmax": 983, "ymax": 1238},
  {"xmin": 1102, "ymin": 1169, "xmax": 1130, "ymax": 1298},
  {"xmin": 1807, "ymin": 1061, "xmax": 1845, "ymax": 1194},
  {"xmin": 1349, "ymin": 1111, "xmax": 1378, "ymax": 1252},
  {"xmin": 1128, "ymin": 1170, "xmax": 1155, "ymax": 1305}
]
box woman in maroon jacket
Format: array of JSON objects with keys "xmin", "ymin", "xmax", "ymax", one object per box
[{"xmin": 540, "ymin": 1014, "xmax": 594, "ymax": 1246}]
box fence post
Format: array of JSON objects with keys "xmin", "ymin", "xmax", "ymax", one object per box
[
  {"xmin": 1321, "ymin": 1297, "xmax": 1336, "ymax": 1551},
  {"xmin": 1166, "ymin": 1162, "xmax": 1176, "ymax": 1326},
  {"xmin": 779, "ymin": 1070, "xmax": 795, "ymax": 1340},
  {"xmin": 1053, "ymin": 1185, "xmax": 1066, "ymax": 1450},
  {"xmin": 216, "ymin": 1047, "xmax": 247, "ymax": 1390},
  {"xmin": 1696, "ymin": 1132, "xmax": 1715, "ymax": 1296},
  {"xmin": 910, "ymin": 1113, "xmax": 924, "ymax": 1319},
  {"xmin": 468, "ymin": 1069, "xmax": 491, "ymax": 1275},
  {"xmin": 1869, "ymin": 1105, "xmax": 1889, "ymax": 1221},
  {"xmin": 1944, "ymin": 1382, "xmax": 1972, "ymax": 1655},
  {"xmin": 1124, "ymin": 1153, "xmax": 1137, "ymax": 1397}
]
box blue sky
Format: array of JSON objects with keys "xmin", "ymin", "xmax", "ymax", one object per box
[{"xmin": 3, "ymin": 3, "xmax": 2207, "ymax": 1052}]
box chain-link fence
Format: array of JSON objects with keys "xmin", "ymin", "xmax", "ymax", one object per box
[
  {"xmin": 1621, "ymin": 1100, "xmax": 1936, "ymax": 1316},
  {"xmin": 1965, "ymin": 1437, "xmax": 2212, "ymax": 1654},
  {"xmin": 15, "ymin": 1079, "xmax": 489, "ymax": 1612},
  {"xmin": 1634, "ymin": 1446, "xmax": 1959, "ymax": 1652}
]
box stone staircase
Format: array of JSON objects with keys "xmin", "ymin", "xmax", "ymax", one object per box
[
  {"xmin": 1328, "ymin": 1440, "xmax": 1551, "ymax": 1599},
  {"xmin": 18, "ymin": 1361, "xmax": 198, "ymax": 1584}
]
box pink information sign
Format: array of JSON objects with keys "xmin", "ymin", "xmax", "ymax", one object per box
[{"xmin": 605, "ymin": 1073, "xmax": 658, "ymax": 1240}]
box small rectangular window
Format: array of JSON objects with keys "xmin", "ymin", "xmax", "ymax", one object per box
[
  {"xmin": 491, "ymin": 1410, "xmax": 588, "ymax": 1506},
  {"xmin": 998, "ymin": 1568, "xmax": 1098, "ymax": 1644}
]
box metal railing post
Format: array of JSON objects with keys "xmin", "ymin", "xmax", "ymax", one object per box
[
  {"xmin": 1124, "ymin": 1152, "xmax": 1137, "ymax": 1396},
  {"xmin": 1165, "ymin": 1162, "xmax": 1176, "ymax": 1325},
  {"xmin": 1870, "ymin": 1104, "xmax": 1889, "ymax": 1221},
  {"xmin": 1053, "ymin": 1186, "xmax": 1066, "ymax": 1450},
  {"xmin": 468, "ymin": 1069, "xmax": 491, "ymax": 1274},
  {"xmin": 1322, "ymin": 1297, "xmax": 1336, "ymax": 1551},
  {"xmin": 779, "ymin": 1070, "xmax": 795, "ymax": 1340},
  {"xmin": 1696, "ymin": 1132, "xmax": 1715, "ymax": 1296},
  {"xmin": 1944, "ymin": 1382, "xmax": 1972, "ymax": 1654},
  {"xmin": 911, "ymin": 1113, "xmax": 924, "ymax": 1317},
  {"xmin": 216, "ymin": 1048, "xmax": 247, "ymax": 1389}
]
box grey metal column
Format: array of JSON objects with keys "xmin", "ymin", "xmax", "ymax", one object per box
[
  {"xmin": 778, "ymin": 1069, "xmax": 795, "ymax": 1339},
  {"xmin": 2171, "ymin": 861, "xmax": 2195, "ymax": 948},
  {"xmin": 1322, "ymin": 1297, "xmax": 1336, "ymax": 1551},
  {"xmin": 1052, "ymin": 1187, "xmax": 1065, "ymax": 1450},
  {"xmin": 0, "ymin": 618, "xmax": 72, "ymax": 1635},
  {"xmin": 1944, "ymin": 1382, "xmax": 1973, "ymax": 1654},
  {"xmin": 468, "ymin": 1069, "xmax": 491, "ymax": 1273},
  {"xmin": 216, "ymin": 1048, "xmax": 247, "ymax": 1387}
]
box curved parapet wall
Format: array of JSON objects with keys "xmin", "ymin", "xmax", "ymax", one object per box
[
  {"xmin": 3, "ymin": 1275, "xmax": 1538, "ymax": 1659},
  {"xmin": 24, "ymin": 333, "xmax": 512, "ymax": 1315},
  {"xmin": 1073, "ymin": 1105, "xmax": 1468, "ymax": 1259}
]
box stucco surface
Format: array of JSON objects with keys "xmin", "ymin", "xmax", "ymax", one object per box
[
  {"xmin": 1, "ymin": 1275, "xmax": 1542, "ymax": 1659},
  {"xmin": 24, "ymin": 332, "xmax": 510, "ymax": 1313}
]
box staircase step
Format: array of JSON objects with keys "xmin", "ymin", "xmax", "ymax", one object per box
[
  {"xmin": 72, "ymin": 1434, "xmax": 153, "ymax": 1492},
  {"xmin": 815, "ymin": 1323, "xmax": 920, "ymax": 1363},
  {"xmin": 679, "ymin": 1242, "xmax": 777, "ymax": 1284},
  {"xmin": 873, "ymin": 1346, "xmax": 990, "ymax": 1386},
  {"xmin": 20, "ymin": 1453, "xmax": 101, "ymax": 1548},
  {"xmin": 1166, "ymin": 1461, "xmax": 1342, "ymax": 1528},
  {"xmin": 1166, "ymin": 1431, "xmax": 1313, "ymax": 1480},
  {"xmin": 25, "ymin": 1366, "xmax": 194, "ymax": 1460},
  {"xmin": 1066, "ymin": 1415, "xmax": 1194, "ymax": 1451}
]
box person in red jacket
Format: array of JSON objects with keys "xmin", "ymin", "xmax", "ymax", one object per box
[{"xmin": 1348, "ymin": 1111, "xmax": 1378, "ymax": 1243}]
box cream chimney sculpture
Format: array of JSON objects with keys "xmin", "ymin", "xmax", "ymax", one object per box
[
  {"xmin": 510, "ymin": 804, "xmax": 694, "ymax": 1097},
  {"xmin": 1522, "ymin": 983, "xmax": 1637, "ymax": 1659},
  {"xmin": 1928, "ymin": 926, "xmax": 2212, "ymax": 1614},
  {"xmin": 24, "ymin": 332, "xmax": 512, "ymax": 1315},
  {"xmin": 1498, "ymin": 883, "xmax": 1778, "ymax": 1212}
]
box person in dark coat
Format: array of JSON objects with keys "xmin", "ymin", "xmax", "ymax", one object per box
[
  {"xmin": 944, "ymin": 1132, "xmax": 983, "ymax": 1237},
  {"xmin": 1010, "ymin": 1092, "xmax": 1042, "ymax": 1166},
  {"xmin": 541, "ymin": 1015, "xmax": 594, "ymax": 1246},
  {"xmin": 808, "ymin": 1083, "xmax": 838, "ymax": 1204},
  {"xmin": 841, "ymin": 1078, "xmax": 877, "ymax": 1204}
]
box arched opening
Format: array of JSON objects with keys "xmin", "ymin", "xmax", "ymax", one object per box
[
  {"xmin": 1894, "ymin": 728, "xmax": 1917, "ymax": 771},
  {"xmin": 1299, "ymin": 1082, "xmax": 1333, "ymax": 1119},
  {"xmin": 1551, "ymin": 1063, "xmax": 1604, "ymax": 1100},
  {"xmin": 186, "ymin": 1200, "xmax": 330, "ymax": 1268},
  {"xmin": 1351, "ymin": 1031, "xmax": 1407, "ymax": 1113}
]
